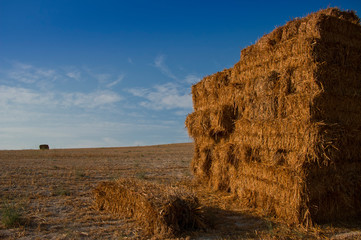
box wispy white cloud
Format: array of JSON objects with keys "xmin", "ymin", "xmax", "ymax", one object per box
[
  {"xmin": 127, "ymin": 88, "xmax": 147, "ymax": 97},
  {"xmin": 1, "ymin": 61, "xmax": 128, "ymax": 89},
  {"xmin": 66, "ymin": 71, "xmax": 81, "ymax": 80},
  {"xmin": 0, "ymin": 85, "xmax": 55, "ymax": 106},
  {"xmin": 154, "ymin": 55, "xmax": 177, "ymax": 80},
  {"xmin": 184, "ymin": 74, "xmax": 200, "ymax": 84},
  {"xmin": 153, "ymin": 56, "xmax": 201, "ymax": 85},
  {"xmin": 95, "ymin": 73, "xmax": 111, "ymax": 83},
  {"xmin": 7, "ymin": 62, "xmax": 57, "ymax": 85},
  {"xmin": 128, "ymin": 82, "xmax": 192, "ymax": 110},
  {"xmin": 81, "ymin": 66, "xmax": 125, "ymax": 87},
  {"xmin": 128, "ymin": 56, "xmax": 196, "ymax": 110},
  {"xmin": 0, "ymin": 84, "xmax": 122, "ymax": 110},
  {"xmin": 62, "ymin": 90, "xmax": 122, "ymax": 108},
  {"xmin": 106, "ymin": 74, "xmax": 124, "ymax": 88}
]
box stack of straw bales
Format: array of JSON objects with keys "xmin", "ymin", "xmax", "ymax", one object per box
[
  {"xmin": 185, "ymin": 8, "xmax": 361, "ymax": 225},
  {"xmin": 94, "ymin": 178, "xmax": 205, "ymax": 237}
]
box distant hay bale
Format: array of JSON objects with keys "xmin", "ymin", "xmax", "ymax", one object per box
[
  {"xmin": 185, "ymin": 8, "xmax": 361, "ymax": 226},
  {"xmin": 93, "ymin": 178, "xmax": 206, "ymax": 237},
  {"xmin": 39, "ymin": 144, "xmax": 49, "ymax": 150}
]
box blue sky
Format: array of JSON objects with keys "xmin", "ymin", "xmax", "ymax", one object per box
[{"xmin": 1, "ymin": 0, "xmax": 360, "ymax": 149}]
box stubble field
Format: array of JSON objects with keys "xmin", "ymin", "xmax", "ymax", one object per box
[{"xmin": 0, "ymin": 143, "xmax": 360, "ymax": 239}]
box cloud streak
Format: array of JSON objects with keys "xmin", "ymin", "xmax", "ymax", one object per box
[
  {"xmin": 1, "ymin": 61, "xmax": 128, "ymax": 90},
  {"xmin": 6, "ymin": 62, "xmax": 57, "ymax": 86},
  {"xmin": 0, "ymin": 62, "xmax": 125, "ymax": 110},
  {"xmin": 154, "ymin": 55, "xmax": 177, "ymax": 80},
  {"xmin": 128, "ymin": 82, "xmax": 192, "ymax": 110},
  {"xmin": 184, "ymin": 74, "xmax": 200, "ymax": 84},
  {"xmin": 106, "ymin": 74, "xmax": 125, "ymax": 88},
  {"xmin": 0, "ymin": 85, "xmax": 55, "ymax": 106},
  {"xmin": 66, "ymin": 71, "xmax": 81, "ymax": 81},
  {"xmin": 0, "ymin": 86, "xmax": 122, "ymax": 109},
  {"xmin": 62, "ymin": 90, "xmax": 122, "ymax": 108}
]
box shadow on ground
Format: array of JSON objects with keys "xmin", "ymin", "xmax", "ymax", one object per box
[
  {"xmin": 189, "ymin": 207, "xmax": 361, "ymax": 240},
  {"xmin": 186, "ymin": 207, "xmax": 272, "ymax": 239}
]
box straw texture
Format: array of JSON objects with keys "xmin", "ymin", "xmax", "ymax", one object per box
[
  {"xmin": 93, "ymin": 178, "xmax": 205, "ymax": 237},
  {"xmin": 185, "ymin": 8, "xmax": 361, "ymax": 225}
]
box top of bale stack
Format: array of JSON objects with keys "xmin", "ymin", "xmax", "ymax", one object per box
[
  {"xmin": 191, "ymin": 7, "xmax": 361, "ymax": 131},
  {"xmin": 240, "ymin": 8, "xmax": 360, "ymax": 58}
]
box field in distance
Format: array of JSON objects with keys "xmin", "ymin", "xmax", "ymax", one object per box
[{"xmin": 0, "ymin": 143, "xmax": 360, "ymax": 239}]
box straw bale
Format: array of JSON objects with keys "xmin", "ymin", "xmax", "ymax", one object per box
[
  {"xmin": 229, "ymin": 162, "xmax": 306, "ymax": 224},
  {"xmin": 186, "ymin": 104, "xmax": 237, "ymax": 142},
  {"xmin": 39, "ymin": 144, "xmax": 49, "ymax": 150},
  {"xmin": 229, "ymin": 159, "xmax": 361, "ymax": 224},
  {"xmin": 192, "ymin": 69, "xmax": 233, "ymax": 111},
  {"xmin": 306, "ymin": 161, "xmax": 361, "ymax": 222},
  {"xmin": 191, "ymin": 138, "xmax": 215, "ymax": 180},
  {"xmin": 185, "ymin": 7, "xmax": 361, "ymax": 225},
  {"xmin": 93, "ymin": 179, "xmax": 205, "ymax": 237},
  {"xmin": 208, "ymin": 142, "xmax": 236, "ymax": 191},
  {"xmin": 185, "ymin": 110, "xmax": 211, "ymax": 138}
]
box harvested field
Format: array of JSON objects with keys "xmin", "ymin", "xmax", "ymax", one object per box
[{"xmin": 0, "ymin": 143, "xmax": 360, "ymax": 239}]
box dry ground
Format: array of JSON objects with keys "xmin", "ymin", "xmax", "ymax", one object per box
[{"xmin": 0, "ymin": 143, "xmax": 360, "ymax": 239}]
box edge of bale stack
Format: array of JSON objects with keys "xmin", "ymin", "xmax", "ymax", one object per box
[{"xmin": 93, "ymin": 178, "xmax": 206, "ymax": 238}]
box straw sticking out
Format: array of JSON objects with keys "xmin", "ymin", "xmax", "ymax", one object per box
[
  {"xmin": 93, "ymin": 178, "xmax": 206, "ymax": 237},
  {"xmin": 185, "ymin": 7, "xmax": 361, "ymax": 225}
]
